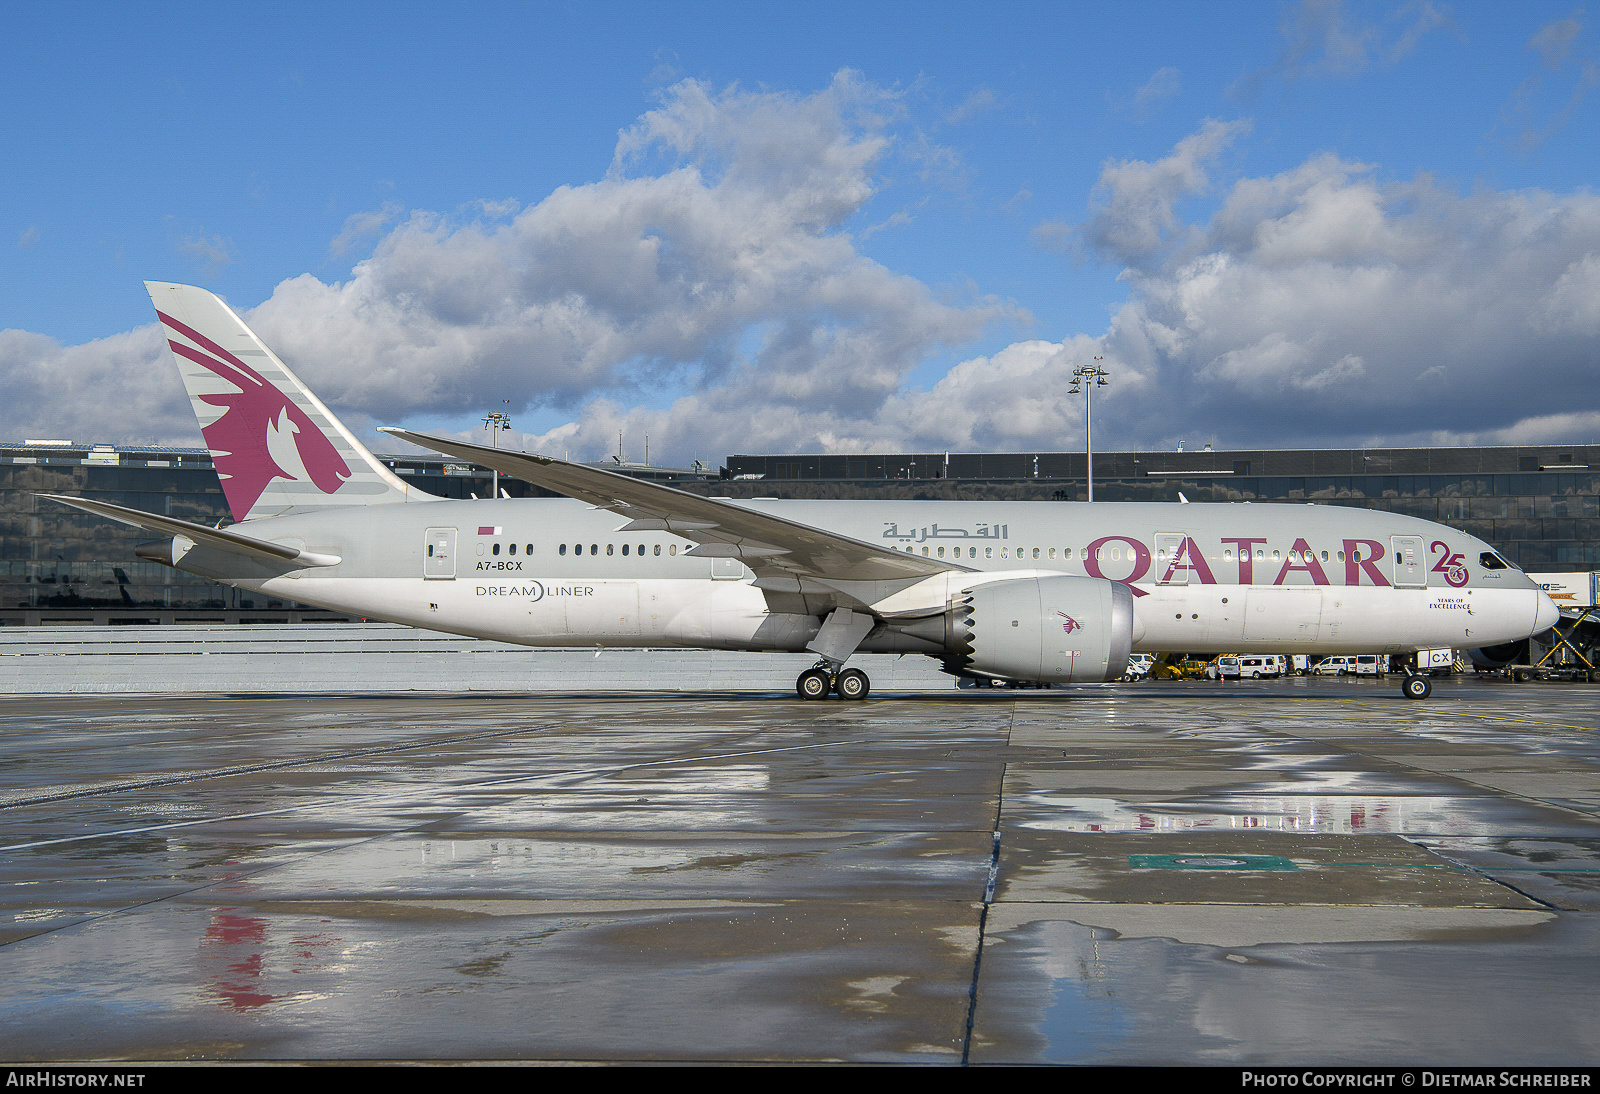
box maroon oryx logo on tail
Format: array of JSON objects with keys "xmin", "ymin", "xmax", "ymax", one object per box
[
  {"xmin": 158, "ymin": 310, "xmax": 351, "ymax": 517},
  {"xmin": 1057, "ymin": 612, "xmax": 1082, "ymax": 634}
]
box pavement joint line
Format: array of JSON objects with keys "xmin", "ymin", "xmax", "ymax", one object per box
[
  {"xmin": 962, "ymin": 698, "xmax": 1016, "ymax": 1068},
  {"xmin": 0, "ymin": 737, "xmax": 865, "ymax": 854}
]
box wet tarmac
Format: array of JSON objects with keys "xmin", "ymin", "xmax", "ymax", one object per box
[{"xmin": 1, "ymin": 673, "xmax": 1598, "ymax": 1064}]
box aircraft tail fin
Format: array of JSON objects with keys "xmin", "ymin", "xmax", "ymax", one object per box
[{"xmin": 145, "ymin": 281, "xmax": 430, "ymax": 522}]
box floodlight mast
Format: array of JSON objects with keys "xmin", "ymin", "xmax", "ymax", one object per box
[
  {"xmin": 1069, "ymin": 356, "xmax": 1108, "ymax": 502},
  {"xmin": 482, "ymin": 410, "xmax": 511, "ymax": 497}
]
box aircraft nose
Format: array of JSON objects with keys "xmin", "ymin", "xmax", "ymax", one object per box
[{"xmin": 1533, "ymin": 590, "xmax": 1560, "ymax": 635}]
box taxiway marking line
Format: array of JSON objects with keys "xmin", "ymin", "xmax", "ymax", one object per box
[{"xmin": 1336, "ymin": 698, "xmax": 1597, "ymax": 734}]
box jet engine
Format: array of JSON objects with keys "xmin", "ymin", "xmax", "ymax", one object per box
[
  {"xmin": 939, "ymin": 574, "xmax": 1134, "ymax": 683},
  {"xmin": 1465, "ymin": 641, "xmax": 1526, "ymax": 670}
]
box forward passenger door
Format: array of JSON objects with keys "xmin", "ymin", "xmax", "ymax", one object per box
[{"xmin": 1391, "ymin": 536, "xmax": 1426, "ymax": 588}]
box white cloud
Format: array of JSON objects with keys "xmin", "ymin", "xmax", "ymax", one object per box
[
  {"xmin": 1070, "ymin": 118, "xmax": 1251, "ymax": 265},
  {"xmin": 945, "ymin": 87, "xmax": 998, "ymax": 126},
  {"xmin": 1232, "ymin": 0, "xmax": 1454, "ymax": 98},
  {"xmin": 328, "ymin": 202, "xmax": 403, "ymax": 257},
  {"xmin": 10, "ymin": 98, "xmax": 1600, "ymax": 469},
  {"xmin": 178, "ymin": 234, "xmax": 235, "ymax": 275},
  {"xmin": 1130, "ymin": 67, "xmax": 1182, "ymax": 117},
  {"xmin": 1494, "ymin": 11, "xmax": 1599, "ymax": 152},
  {"xmin": 0, "ymin": 72, "xmax": 1008, "ymax": 461},
  {"xmin": 0, "ymin": 324, "xmax": 188, "ymax": 444}
]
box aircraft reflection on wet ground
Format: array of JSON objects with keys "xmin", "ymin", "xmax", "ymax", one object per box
[{"xmin": 0, "ymin": 675, "xmax": 1598, "ymax": 1064}]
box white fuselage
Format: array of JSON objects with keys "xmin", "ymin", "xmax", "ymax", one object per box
[{"xmin": 178, "ymin": 497, "xmax": 1557, "ymax": 658}]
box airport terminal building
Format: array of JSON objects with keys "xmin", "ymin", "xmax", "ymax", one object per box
[{"xmin": 4, "ymin": 438, "xmax": 1597, "ymax": 624}]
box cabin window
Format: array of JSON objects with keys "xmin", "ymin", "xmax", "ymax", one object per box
[
  {"xmin": 986, "ymin": 547, "xmax": 993, "ymax": 559},
  {"xmin": 1255, "ymin": 549, "xmax": 1264, "ymax": 560},
  {"xmin": 1048, "ymin": 548, "xmax": 1056, "ymax": 559},
  {"xmin": 591, "ymin": 544, "xmax": 599, "ymax": 555},
  {"xmin": 669, "ymin": 544, "xmax": 677, "ymax": 556},
  {"xmin": 427, "ymin": 545, "xmax": 434, "ymax": 557},
  {"xmin": 508, "ymin": 543, "xmax": 516, "ymax": 555},
  {"xmin": 1273, "ymin": 550, "xmax": 1280, "ymax": 560},
  {"xmin": 1320, "ymin": 551, "xmax": 1328, "ymax": 561},
  {"xmin": 559, "ymin": 543, "xmax": 567, "ymax": 556},
  {"xmin": 1033, "ymin": 548, "xmax": 1040, "ymax": 559},
  {"xmin": 1224, "ymin": 549, "xmax": 1233, "ymax": 560},
  {"xmin": 622, "ymin": 544, "xmax": 629, "ymax": 555},
  {"xmin": 921, "ymin": 546, "xmax": 929, "ymax": 556},
  {"xmin": 654, "ymin": 544, "xmax": 661, "ymax": 556},
  {"xmin": 970, "ymin": 547, "xmax": 977, "ymax": 558},
  {"xmin": 1337, "ymin": 550, "xmax": 1345, "ymax": 561},
  {"xmin": 492, "ymin": 543, "xmax": 500, "ymax": 556},
  {"xmin": 607, "ymin": 543, "xmax": 614, "ymax": 556},
  {"xmin": 638, "ymin": 544, "xmax": 645, "ymax": 556}
]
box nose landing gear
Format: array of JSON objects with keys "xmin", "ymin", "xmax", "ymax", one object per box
[
  {"xmin": 796, "ymin": 661, "xmax": 871, "ymax": 700},
  {"xmin": 1401, "ymin": 673, "xmax": 1432, "ymax": 700}
]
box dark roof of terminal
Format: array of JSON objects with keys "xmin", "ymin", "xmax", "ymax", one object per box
[
  {"xmin": 726, "ymin": 444, "xmax": 1600, "ymax": 479},
  {"xmin": 6, "ymin": 440, "xmax": 1599, "ymax": 479}
]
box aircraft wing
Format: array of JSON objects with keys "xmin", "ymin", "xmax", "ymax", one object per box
[
  {"xmin": 36, "ymin": 494, "xmax": 341, "ymax": 568},
  {"xmin": 379, "ymin": 429, "xmax": 969, "ymax": 594}
]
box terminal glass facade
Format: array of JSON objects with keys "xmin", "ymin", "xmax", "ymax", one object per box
[
  {"xmin": 7, "ymin": 439, "xmax": 1598, "ymax": 623},
  {"xmin": 723, "ymin": 445, "xmax": 1600, "ymax": 572},
  {"xmin": 0, "ymin": 441, "xmax": 714, "ymax": 623}
]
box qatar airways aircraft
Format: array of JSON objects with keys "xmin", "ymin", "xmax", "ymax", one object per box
[{"xmin": 44, "ymin": 283, "xmax": 1558, "ymax": 701}]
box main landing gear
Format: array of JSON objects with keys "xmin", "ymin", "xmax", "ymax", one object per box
[{"xmin": 796, "ymin": 661, "xmax": 871, "ymax": 701}]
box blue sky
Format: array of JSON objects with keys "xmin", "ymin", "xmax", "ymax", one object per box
[{"xmin": 4, "ymin": 1, "xmax": 1599, "ymax": 463}]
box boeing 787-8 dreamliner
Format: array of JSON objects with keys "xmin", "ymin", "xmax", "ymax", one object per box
[{"xmin": 43, "ymin": 283, "xmax": 1559, "ymax": 701}]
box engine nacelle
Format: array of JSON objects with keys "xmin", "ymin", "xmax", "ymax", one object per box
[
  {"xmin": 948, "ymin": 574, "xmax": 1134, "ymax": 683},
  {"xmin": 1465, "ymin": 641, "xmax": 1527, "ymax": 669}
]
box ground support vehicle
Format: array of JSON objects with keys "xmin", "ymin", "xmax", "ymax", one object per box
[
  {"xmin": 1151, "ymin": 655, "xmax": 1212, "ymax": 680},
  {"xmin": 1494, "ymin": 608, "xmax": 1600, "ymax": 683},
  {"xmin": 1210, "ymin": 655, "xmax": 1283, "ymax": 680}
]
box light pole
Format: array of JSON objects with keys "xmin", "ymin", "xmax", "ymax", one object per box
[
  {"xmin": 1069, "ymin": 356, "xmax": 1108, "ymax": 502},
  {"xmin": 482, "ymin": 410, "xmax": 511, "ymax": 498}
]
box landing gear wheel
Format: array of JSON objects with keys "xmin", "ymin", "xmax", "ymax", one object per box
[
  {"xmin": 1402, "ymin": 674, "xmax": 1432, "ymax": 700},
  {"xmin": 835, "ymin": 668, "xmax": 870, "ymax": 700},
  {"xmin": 797, "ymin": 669, "xmax": 832, "ymax": 700}
]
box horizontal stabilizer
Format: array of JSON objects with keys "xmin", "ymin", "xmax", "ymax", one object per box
[{"xmin": 36, "ymin": 494, "xmax": 341, "ymax": 568}]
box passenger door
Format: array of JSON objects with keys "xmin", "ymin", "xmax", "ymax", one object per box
[
  {"xmin": 1391, "ymin": 536, "xmax": 1426, "ymax": 588},
  {"xmin": 1155, "ymin": 533, "xmax": 1189, "ymax": 585},
  {"xmin": 424, "ymin": 527, "xmax": 456, "ymax": 580}
]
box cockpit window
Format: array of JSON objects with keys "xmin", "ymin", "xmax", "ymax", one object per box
[{"xmin": 1479, "ymin": 551, "xmax": 1510, "ymax": 571}]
